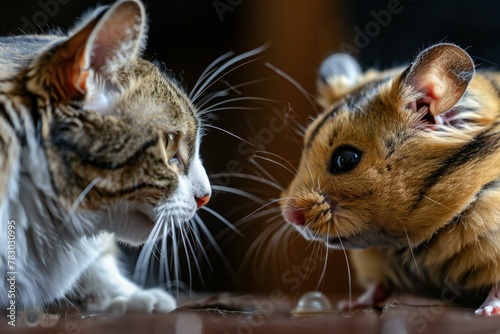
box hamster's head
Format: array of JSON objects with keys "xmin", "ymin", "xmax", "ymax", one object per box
[{"xmin": 281, "ymin": 43, "xmax": 498, "ymax": 249}]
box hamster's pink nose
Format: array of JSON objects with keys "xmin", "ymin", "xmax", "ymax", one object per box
[
  {"xmin": 195, "ymin": 195, "xmax": 210, "ymax": 209},
  {"xmin": 285, "ymin": 207, "xmax": 306, "ymax": 226}
]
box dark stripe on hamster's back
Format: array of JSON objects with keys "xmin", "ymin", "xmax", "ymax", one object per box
[
  {"xmin": 412, "ymin": 126, "xmax": 500, "ymax": 210},
  {"xmin": 306, "ymin": 77, "xmax": 392, "ymax": 150}
]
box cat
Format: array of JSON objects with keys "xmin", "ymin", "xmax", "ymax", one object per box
[
  {"xmin": 0, "ymin": 0, "xmax": 211, "ymax": 315},
  {"xmin": 281, "ymin": 43, "xmax": 500, "ymax": 315}
]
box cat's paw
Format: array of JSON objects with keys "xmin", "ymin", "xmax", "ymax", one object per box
[{"xmin": 86, "ymin": 288, "xmax": 176, "ymax": 315}]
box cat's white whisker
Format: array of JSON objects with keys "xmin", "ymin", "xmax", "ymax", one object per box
[
  {"xmin": 199, "ymin": 206, "xmax": 242, "ymax": 236},
  {"xmin": 255, "ymin": 150, "xmax": 299, "ymax": 174},
  {"xmin": 197, "ymin": 77, "xmax": 273, "ymax": 112},
  {"xmin": 210, "ymin": 172, "xmax": 285, "ymax": 192},
  {"xmin": 200, "ymin": 96, "xmax": 278, "ymax": 114},
  {"xmin": 201, "ymin": 106, "xmax": 262, "ymax": 114},
  {"xmin": 178, "ymin": 224, "xmax": 193, "ymax": 294},
  {"xmin": 192, "ymin": 214, "xmax": 239, "ymax": 284},
  {"xmin": 188, "ymin": 214, "xmax": 213, "ymax": 277},
  {"xmin": 249, "ymin": 158, "xmax": 283, "ymax": 190},
  {"xmin": 253, "ymin": 155, "xmax": 298, "ymax": 177},
  {"xmin": 170, "ymin": 216, "xmax": 182, "ymax": 298},
  {"xmin": 189, "ymin": 51, "xmax": 234, "ymax": 100},
  {"xmin": 134, "ymin": 217, "xmax": 164, "ymax": 284},
  {"xmin": 211, "ymin": 184, "xmax": 265, "ymax": 204},
  {"xmin": 265, "ymin": 62, "xmax": 320, "ymax": 113},
  {"xmin": 188, "ymin": 215, "xmax": 214, "ymax": 272},
  {"xmin": 159, "ymin": 223, "xmax": 168, "ymax": 285},
  {"xmin": 67, "ymin": 177, "xmax": 101, "ymax": 218},
  {"xmin": 191, "ymin": 45, "xmax": 268, "ymax": 103},
  {"xmin": 203, "ymin": 124, "xmax": 256, "ymax": 148}
]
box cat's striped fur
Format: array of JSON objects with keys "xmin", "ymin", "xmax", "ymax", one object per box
[
  {"xmin": 0, "ymin": 0, "xmax": 211, "ymax": 313},
  {"xmin": 282, "ymin": 44, "xmax": 500, "ymax": 315}
]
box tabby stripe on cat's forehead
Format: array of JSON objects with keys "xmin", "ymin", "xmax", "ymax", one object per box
[
  {"xmin": 412, "ymin": 125, "xmax": 500, "ymax": 211},
  {"xmin": 306, "ymin": 77, "xmax": 391, "ymax": 149}
]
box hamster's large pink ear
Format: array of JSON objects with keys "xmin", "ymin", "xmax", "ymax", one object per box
[
  {"xmin": 31, "ymin": 0, "xmax": 146, "ymax": 103},
  {"xmin": 403, "ymin": 43, "xmax": 475, "ymax": 117}
]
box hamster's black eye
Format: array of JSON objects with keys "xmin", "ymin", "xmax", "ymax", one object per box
[{"xmin": 329, "ymin": 145, "xmax": 362, "ymax": 174}]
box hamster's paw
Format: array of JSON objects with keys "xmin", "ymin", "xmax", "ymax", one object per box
[
  {"xmin": 475, "ymin": 286, "xmax": 500, "ymax": 316},
  {"xmin": 85, "ymin": 288, "xmax": 176, "ymax": 315},
  {"xmin": 338, "ymin": 282, "xmax": 390, "ymax": 312},
  {"xmin": 475, "ymin": 305, "xmax": 500, "ymax": 316}
]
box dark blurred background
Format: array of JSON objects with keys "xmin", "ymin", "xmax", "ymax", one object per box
[{"xmin": 2, "ymin": 0, "xmax": 499, "ymax": 297}]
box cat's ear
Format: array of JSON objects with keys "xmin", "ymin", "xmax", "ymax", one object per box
[
  {"xmin": 43, "ymin": 0, "xmax": 146, "ymax": 102},
  {"xmin": 402, "ymin": 43, "xmax": 475, "ymax": 116},
  {"xmin": 318, "ymin": 53, "xmax": 362, "ymax": 107}
]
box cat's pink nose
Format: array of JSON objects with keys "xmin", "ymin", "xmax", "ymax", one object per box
[{"xmin": 195, "ymin": 195, "xmax": 210, "ymax": 209}]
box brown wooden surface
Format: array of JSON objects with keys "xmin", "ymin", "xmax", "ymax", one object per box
[{"xmin": 2, "ymin": 294, "xmax": 500, "ymax": 334}]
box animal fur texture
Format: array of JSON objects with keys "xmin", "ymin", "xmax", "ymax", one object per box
[
  {"xmin": 281, "ymin": 43, "xmax": 500, "ymax": 315},
  {"xmin": 0, "ymin": 0, "xmax": 211, "ymax": 314}
]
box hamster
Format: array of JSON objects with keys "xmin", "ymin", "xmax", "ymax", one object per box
[{"xmin": 281, "ymin": 43, "xmax": 500, "ymax": 315}]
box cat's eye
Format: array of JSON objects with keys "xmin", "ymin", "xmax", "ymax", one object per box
[
  {"xmin": 328, "ymin": 145, "xmax": 362, "ymax": 174},
  {"xmin": 165, "ymin": 133, "xmax": 180, "ymax": 162}
]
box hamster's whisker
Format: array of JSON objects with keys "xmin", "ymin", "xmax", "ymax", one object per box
[
  {"xmin": 303, "ymin": 157, "xmax": 315, "ymax": 190},
  {"xmin": 355, "ymin": 105, "xmax": 367, "ymax": 115},
  {"xmin": 403, "ymin": 224, "xmax": 420, "ymax": 274},
  {"xmin": 238, "ymin": 197, "xmax": 292, "ymax": 224},
  {"xmin": 262, "ymin": 222, "xmax": 295, "ymax": 275},
  {"xmin": 316, "ymin": 226, "xmax": 331, "ymax": 290},
  {"xmin": 421, "ymin": 195, "xmax": 455, "ymax": 212},
  {"xmin": 240, "ymin": 217, "xmax": 284, "ymax": 275},
  {"xmin": 336, "ymin": 226, "xmax": 352, "ymax": 311}
]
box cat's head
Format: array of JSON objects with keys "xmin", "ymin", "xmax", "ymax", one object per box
[
  {"xmin": 24, "ymin": 0, "xmax": 210, "ymax": 244},
  {"xmin": 281, "ymin": 43, "xmax": 500, "ymax": 249}
]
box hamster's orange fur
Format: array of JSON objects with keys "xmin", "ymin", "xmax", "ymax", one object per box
[{"xmin": 281, "ymin": 44, "xmax": 500, "ymax": 313}]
